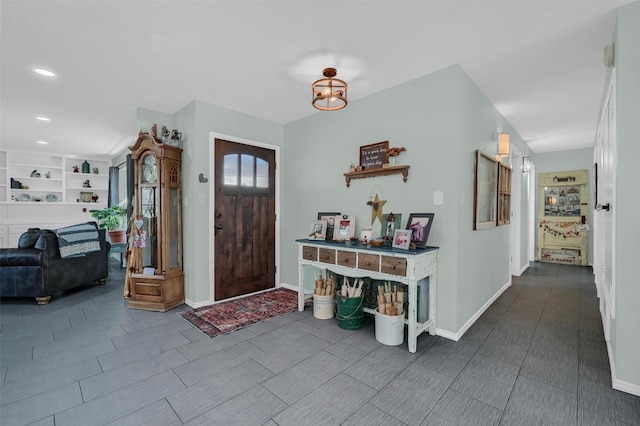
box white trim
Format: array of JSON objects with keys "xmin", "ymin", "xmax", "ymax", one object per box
[
  {"xmin": 519, "ymin": 262, "xmax": 529, "ymax": 276},
  {"xmin": 436, "ymin": 280, "xmax": 511, "ymax": 341},
  {"xmin": 510, "ymin": 147, "xmax": 522, "ymax": 276},
  {"xmin": 208, "ymin": 132, "xmax": 281, "ymax": 306},
  {"xmin": 606, "ymin": 340, "xmax": 640, "ymax": 397},
  {"xmin": 527, "ymin": 164, "xmax": 536, "ymax": 262}
]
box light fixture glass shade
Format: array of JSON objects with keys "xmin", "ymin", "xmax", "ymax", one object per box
[
  {"xmin": 498, "ymin": 133, "xmax": 510, "ymax": 156},
  {"xmin": 312, "ymin": 68, "xmax": 348, "ymax": 111},
  {"xmin": 523, "ymin": 157, "xmax": 533, "ymax": 173}
]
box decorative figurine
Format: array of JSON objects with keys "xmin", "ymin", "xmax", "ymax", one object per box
[
  {"xmin": 45, "ymin": 171, "xmax": 50, "ymax": 178},
  {"xmin": 170, "ymin": 129, "xmax": 182, "ymax": 147},
  {"xmin": 161, "ymin": 126, "xmax": 170, "ymax": 143},
  {"xmin": 73, "ymin": 165, "xmax": 79, "ymax": 173},
  {"xmin": 30, "ymin": 170, "xmax": 41, "ymax": 178},
  {"xmin": 83, "ymin": 179, "xmax": 91, "ymax": 188}
]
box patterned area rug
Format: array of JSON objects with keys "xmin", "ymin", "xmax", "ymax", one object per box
[{"xmin": 179, "ymin": 288, "xmax": 300, "ymax": 338}]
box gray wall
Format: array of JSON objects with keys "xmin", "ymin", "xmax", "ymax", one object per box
[
  {"xmin": 133, "ymin": 65, "xmax": 534, "ymax": 337},
  {"xmin": 283, "ymin": 65, "xmax": 533, "ymax": 334}
]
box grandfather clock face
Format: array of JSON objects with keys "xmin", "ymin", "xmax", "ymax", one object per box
[{"xmin": 142, "ymin": 154, "xmax": 158, "ymax": 183}]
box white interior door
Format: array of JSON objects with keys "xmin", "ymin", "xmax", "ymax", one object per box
[{"xmin": 595, "ymin": 73, "xmax": 616, "ymax": 322}]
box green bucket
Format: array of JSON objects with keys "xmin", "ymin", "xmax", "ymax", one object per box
[{"xmin": 335, "ymin": 295, "xmax": 364, "ymax": 330}]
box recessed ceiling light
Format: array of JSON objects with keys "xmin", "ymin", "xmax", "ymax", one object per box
[
  {"xmin": 34, "ymin": 68, "xmax": 56, "ymax": 77},
  {"xmin": 37, "ymin": 140, "xmax": 49, "ymax": 145},
  {"xmin": 35, "ymin": 116, "xmax": 51, "ymax": 122}
]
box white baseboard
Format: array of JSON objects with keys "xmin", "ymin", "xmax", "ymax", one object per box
[
  {"xmin": 519, "ymin": 263, "xmax": 529, "ymax": 276},
  {"xmin": 184, "ymin": 298, "xmax": 209, "ymax": 309},
  {"xmin": 436, "ymin": 281, "xmax": 511, "ymax": 341},
  {"xmin": 606, "ymin": 339, "xmax": 640, "ymax": 397}
]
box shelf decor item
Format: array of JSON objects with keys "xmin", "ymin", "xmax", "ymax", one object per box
[
  {"xmin": 406, "ymin": 213, "xmax": 435, "ymax": 248},
  {"xmin": 82, "ymin": 160, "xmax": 90, "ymax": 174}
]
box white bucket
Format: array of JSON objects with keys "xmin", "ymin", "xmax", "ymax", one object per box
[
  {"xmin": 313, "ymin": 293, "xmax": 335, "ymax": 319},
  {"xmin": 375, "ymin": 308, "xmax": 405, "ymax": 346}
]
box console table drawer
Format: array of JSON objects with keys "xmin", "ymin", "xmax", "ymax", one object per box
[
  {"xmin": 381, "ymin": 256, "xmax": 407, "ymax": 276},
  {"xmin": 337, "ymin": 250, "xmax": 356, "ymax": 267},
  {"xmin": 302, "ymin": 246, "xmax": 318, "ymax": 261},
  {"xmin": 359, "ymin": 253, "xmax": 379, "ymax": 272},
  {"xmin": 318, "ymin": 248, "xmax": 336, "ymax": 264}
]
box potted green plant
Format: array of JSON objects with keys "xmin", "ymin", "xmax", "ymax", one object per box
[{"xmin": 90, "ymin": 205, "xmax": 127, "ymax": 244}]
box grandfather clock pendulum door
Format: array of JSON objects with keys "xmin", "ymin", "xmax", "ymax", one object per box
[{"xmin": 128, "ymin": 133, "xmax": 184, "ymax": 311}]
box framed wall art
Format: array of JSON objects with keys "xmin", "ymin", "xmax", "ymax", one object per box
[
  {"xmin": 381, "ymin": 212, "xmax": 402, "ymax": 240},
  {"xmin": 392, "ymin": 229, "xmax": 411, "ymax": 250},
  {"xmin": 406, "ymin": 213, "xmax": 434, "ymax": 248},
  {"xmin": 334, "ymin": 215, "xmax": 356, "ymax": 240},
  {"xmin": 308, "ymin": 220, "xmax": 327, "ymax": 240},
  {"xmin": 473, "ymin": 150, "xmax": 498, "ymax": 230},
  {"xmin": 360, "ymin": 140, "xmax": 389, "ymax": 170},
  {"xmin": 317, "ymin": 212, "xmax": 340, "ymax": 240}
]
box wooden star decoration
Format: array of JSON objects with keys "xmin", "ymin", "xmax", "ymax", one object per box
[{"xmin": 370, "ymin": 194, "xmax": 387, "ymax": 225}]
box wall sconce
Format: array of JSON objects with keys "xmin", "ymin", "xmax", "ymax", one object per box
[
  {"xmin": 523, "ymin": 157, "xmax": 533, "ymax": 173},
  {"xmin": 496, "ymin": 133, "xmax": 510, "ymax": 161}
]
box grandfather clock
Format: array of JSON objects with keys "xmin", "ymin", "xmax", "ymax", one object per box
[{"xmin": 128, "ymin": 133, "xmax": 184, "ymax": 311}]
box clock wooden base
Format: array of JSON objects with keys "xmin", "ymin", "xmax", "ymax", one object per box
[{"xmin": 128, "ymin": 272, "xmax": 185, "ymax": 312}]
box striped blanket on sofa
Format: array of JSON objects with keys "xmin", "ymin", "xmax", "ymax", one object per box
[{"xmin": 55, "ymin": 222, "xmax": 101, "ymax": 258}]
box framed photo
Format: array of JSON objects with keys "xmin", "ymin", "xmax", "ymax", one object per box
[
  {"xmin": 317, "ymin": 212, "xmax": 340, "ymax": 240},
  {"xmin": 334, "ymin": 215, "xmax": 356, "ymax": 240},
  {"xmin": 392, "ymin": 229, "xmax": 411, "ymax": 250},
  {"xmin": 473, "ymin": 150, "xmax": 498, "ymax": 230},
  {"xmin": 381, "ymin": 213, "xmax": 402, "ymax": 240},
  {"xmin": 308, "ymin": 220, "xmax": 327, "ymax": 240},
  {"xmin": 406, "ymin": 213, "xmax": 435, "ymax": 248}
]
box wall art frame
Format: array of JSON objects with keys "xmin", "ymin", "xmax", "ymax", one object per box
[
  {"xmin": 473, "ymin": 150, "xmax": 498, "ymax": 230},
  {"xmin": 359, "ymin": 140, "xmax": 389, "ymax": 170}
]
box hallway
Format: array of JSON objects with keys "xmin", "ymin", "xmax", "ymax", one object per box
[{"xmin": 1, "ymin": 262, "xmax": 639, "ymax": 425}]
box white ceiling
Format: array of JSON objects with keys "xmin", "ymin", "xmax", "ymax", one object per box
[{"xmin": 0, "ymin": 0, "xmax": 630, "ymax": 158}]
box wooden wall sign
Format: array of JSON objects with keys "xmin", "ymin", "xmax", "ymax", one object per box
[{"xmin": 360, "ymin": 141, "xmax": 389, "ymax": 170}]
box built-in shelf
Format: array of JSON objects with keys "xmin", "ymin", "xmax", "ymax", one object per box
[{"xmin": 343, "ymin": 165, "xmax": 410, "ymax": 187}]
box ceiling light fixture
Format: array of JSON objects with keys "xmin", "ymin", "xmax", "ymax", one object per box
[
  {"xmin": 312, "ymin": 68, "xmax": 347, "ymax": 111},
  {"xmin": 36, "ymin": 140, "xmax": 49, "ymax": 145},
  {"xmin": 35, "ymin": 116, "xmax": 51, "ymax": 122},
  {"xmin": 34, "ymin": 68, "xmax": 56, "ymax": 77}
]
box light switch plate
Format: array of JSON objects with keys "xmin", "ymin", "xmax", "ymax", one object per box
[{"xmin": 433, "ymin": 191, "xmax": 444, "ymax": 205}]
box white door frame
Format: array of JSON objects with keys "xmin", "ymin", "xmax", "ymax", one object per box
[
  {"xmin": 527, "ymin": 163, "xmax": 536, "ymax": 263},
  {"xmin": 510, "ymin": 147, "xmax": 523, "ymax": 276},
  {"xmin": 208, "ymin": 132, "xmax": 281, "ymax": 304}
]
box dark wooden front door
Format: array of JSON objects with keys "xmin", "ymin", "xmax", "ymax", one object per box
[{"xmin": 214, "ymin": 139, "xmax": 276, "ymax": 300}]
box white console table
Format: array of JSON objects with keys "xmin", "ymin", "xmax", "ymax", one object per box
[{"xmin": 296, "ymin": 239, "xmax": 438, "ymax": 353}]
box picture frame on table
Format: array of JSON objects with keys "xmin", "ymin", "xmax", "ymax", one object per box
[
  {"xmin": 317, "ymin": 212, "xmax": 340, "ymax": 240},
  {"xmin": 406, "ymin": 213, "xmax": 435, "ymax": 248},
  {"xmin": 381, "ymin": 213, "xmax": 402, "ymax": 240},
  {"xmin": 392, "ymin": 229, "xmax": 411, "ymax": 250},
  {"xmin": 334, "ymin": 215, "xmax": 356, "ymax": 240},
  {"xmin": 308, "ymin": 220, "xmax": 327, "ymax": 240}
]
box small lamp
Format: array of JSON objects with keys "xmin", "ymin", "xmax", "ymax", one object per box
[
  {"xmin": 312, "ymin": 68, "xmax": 348, "ymax": 111},
  {"xmin": 496, "ymin": 133, "xmax": 510, "ymax": 161}
]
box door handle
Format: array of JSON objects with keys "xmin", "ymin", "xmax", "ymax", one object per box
[
  {"xmin": 595, "ymin": 203, "xmax": 610, "ymax": 211},
  {"xmin": 216, "ymin": 224, "xmax": 224, "ymax": 230}
]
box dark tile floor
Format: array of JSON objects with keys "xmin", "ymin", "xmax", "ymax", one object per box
[{"xmin": 1, "ymin": 261, "xmax": 639, "ymax": 425}]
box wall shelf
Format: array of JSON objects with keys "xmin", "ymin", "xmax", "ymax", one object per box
[{"xmin": 343, "ymin": 165, "xmax": 410, "ymax": 187}]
